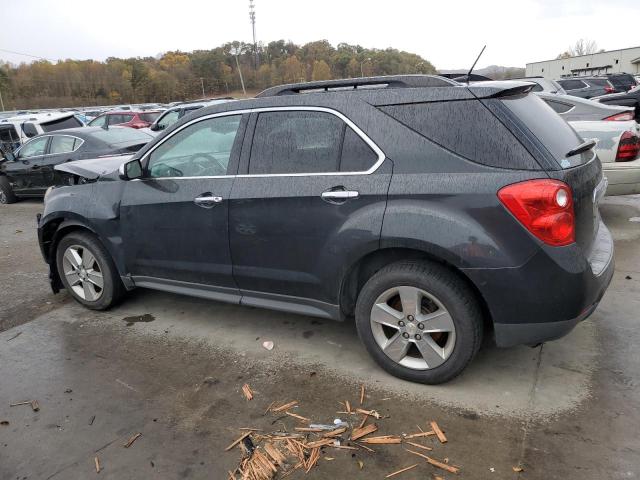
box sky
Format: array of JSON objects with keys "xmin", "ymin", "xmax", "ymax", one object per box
[{"xmin": 1, "ymin": 0, "xmax": 639, "ymax": 70}]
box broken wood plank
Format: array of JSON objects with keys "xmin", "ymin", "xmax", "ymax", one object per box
[
  {"xmin": 224, "ymin": 431, "xmax": 252, "ymax": 451},
  {"xmin": 359, "ymin": 435, "xmax": 401, "ymax": 444},
  {"xmin": 305, "ymin": 438, "xmax": 335, "ymax": 449},
  {"xmin": 350, "ymin": 423, "xmax": 378, "ymax": 441},
  {"xmin": 271, "ymin": 401, "xmax": 298, "ymax": 413},
  {"xmin": 358, "ymin": 414, "xmax": 368, "ymax": 429},
  {"xmin": 94, "ymin": 456, "xmax": 100, "ymax": 473},
  {"xmin": 284, "ymin": 411, "xmax": 310, "ymax": 422},
  {"xmin": 404, "ymin": 430, "xmax": 435, "ymax": 439},
  {"xmin": 385, "ymin": 463, "xmax": 418, "ymax": 478},
  {"xmin": 241, "ymin": 384, "xmax": 254, "ymax": 401},
  {"xmin": 263, "ymin": 443, "xmax": 285, "ymax": 464},
  {"xmin": 360, "ymin": 385, "xmax": 365, "ymax": 405},
  {"xmin": 322, "ymin": 426, "xmax": 347, "ymax": 438},
  {"xmin": 294, "ymin": 427, "xmax": 324, "ymax": 433},
  {"xmin": 304, "ymin": 447, "xmax": 320, "ymax": 473},
  {"xmin": 430, "ymin": 421, "xmax": 447, "ymax": 443},
  {"xmin": 404, "ymin": 441, "xmax": 433, "ymax": 451},
  {"xmin": 123, "ymin": 432, "xmax": 142, "ymax": 448},
  {"xmin": 407, "ymin": 449, "xmax": 460, "ymax": 474}
]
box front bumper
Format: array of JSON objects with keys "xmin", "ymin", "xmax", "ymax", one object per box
[{"xmin": 463, "ymin": 221, "xmax": 615, "ymax": 347}]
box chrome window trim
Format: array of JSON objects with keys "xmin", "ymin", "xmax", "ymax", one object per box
[{"xmin": 139, "ymin": 106, "xmax": 386, "ymax": 180}]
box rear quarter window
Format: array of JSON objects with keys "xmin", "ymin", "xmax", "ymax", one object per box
[{"xmin": 380, "ymin": 100, "xmax": 541, "ymax": 170}]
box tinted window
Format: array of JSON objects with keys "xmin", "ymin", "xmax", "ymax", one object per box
[
  {"xmin": 40, "ymin": 116, "xmax": 83, "ymax": 132},
  {"xmin": 381, "ymin": 100, "xmax": 539, "ymax": 169},
  {"xmin": 559, "ymin": 79, "xmax": 586, "ymax": 90},
  {"xmin": 148, "ymin": 115, "xmax": 241, "ymax": 178},
  {"xmin": 501, "ymin": 94, "xmax": 586, "ymax": 168},
  {"xmin": 544, "ymin": 99, "xmax": 573, "ymax": 114},
  {"xmin": 249, "ymin": 111, "xmax": 343, "ymax": 174},
  {"xmin": 157, "ymin": 110, "xmax": 180, "ymax": 129},
  {"xmin": 586, "ymin": 79, "xmax": 610, "ymax": 87},
  {"xmin": 530, "ymin": 83, "xmax": 543, "ymax": 92},
  {"xmin": 88, "ymin": 115, "xmax": 107, "ymax": 127},
  {"xmin": 140, "ymin": 112, "xmax": 160, "ymax": 123},
  {"xmin": 340, "ymin": 127, "xmax": 378, "ymax": 172},
  {"xmin": 50, "ymin": 135, "xmax": 78, "ymax": 154},
  {"xmin": 88, "ymin": 127, "xmax": 152, "ymax": 145},
  {"xmin": 18, "ymin": 136, "xmax": 48, "ymax": 158},
  {"xmin": 108, "ymin": 114, "xmax": 134, "ymax": 125}
]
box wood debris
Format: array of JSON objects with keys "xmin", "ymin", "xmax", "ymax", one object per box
[
  {"xmin": 360, "ymin": 385, "xmax": 365, "ymax": 405},
  {"xmin": 294, "ymin": 427, "xmax": 324, "ymax": 433},
  {"xmin": 350, "ymin": 423, "xmax": 378, "ymax": 440},
  {"xmin": 284, "ymin": 411, "xmax": 310, "ymax": 422},
  {"xmin": 94, "ymin": 456, "xmax": 100, "ymax": 473},
  {"xmin": 271, "ymin": 401, "xmax": 298, "ymax": 413},
  {"xmin": 405, "ymin": 430, "xmax": 436, "ymax": 439},
  {"xmin": 385, "ymin": 463, "xmax": 419, "ymax": 478},
  {"xmin": 225, "ymin": 432, "xmax": 252, "ymax": 452},
  {"xmin": 242, "ymin": 384, "xmax": 254, "ymax": 401},
  {"xmin": 10, "ymin": 400, "xmax": 39, "ymax": 411},
  {"xmin": 360, "ymin": 435, "xmax": 401, "ymax": 444},
  {"xmin": 322, "ymin": 427, "xmax": 347, "ymax": 438},
  {"xmin": 404, "ymin": 441, "xmax": 433, "ymax": 451},
  {"xmin": 355, "ymin": 408, "xmax": 381, "ymax": 419},
  {"xmin": 513, "ymin": 466, "xmax": 524, "ymax": 473},
  {"xmin": 406, "ymin": 448, "xmax": 460, "ymax": 475},
  {"xmin": 123, "ymin": 433, "xmax": 142, "ymax": 448},
  {"xmin": 305, "ymin": 438, "xmax": 335, "ymax": 449},
  {"xmin": 304, "ymin": 447, "xmax": 320, "ymax": 473},
  {"xmin": 430, "ymin": 421, "xmax": 447, "ymax": 444}
]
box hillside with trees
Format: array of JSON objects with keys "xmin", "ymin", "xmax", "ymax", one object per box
[{"xmin": 0, "ymin": 40, "xmax": 436, "ymax": 109}]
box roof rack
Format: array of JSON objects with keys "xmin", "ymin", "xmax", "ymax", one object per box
[{"xmin": 255, "ymin": 75, "xmax": 457, "ymax": 97}]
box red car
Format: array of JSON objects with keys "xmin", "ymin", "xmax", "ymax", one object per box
[{"xmin": 87, "ymin": 110, "xmax": 162, "ymax": 129}]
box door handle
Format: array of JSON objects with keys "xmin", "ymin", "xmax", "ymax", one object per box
[
  {"xmin": 321, "ymin": 189, "xmax": 359, "ymax": 203},
  {"xmin": 31, "ymin": 164, "xmax": 41, "ymax": 170},
  {"xmin": 194, "ymin": 193, "xmax": 223, "ymax": 208}
]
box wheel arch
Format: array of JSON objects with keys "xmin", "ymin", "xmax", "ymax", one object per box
[{"xmin": 339, "ymin": 247, "xmax": 493, "ymax": 332}]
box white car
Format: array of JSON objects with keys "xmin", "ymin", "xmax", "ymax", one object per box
[{"xmin": 0, "ymin": 112, "xmax": 84, "ymax": 151}]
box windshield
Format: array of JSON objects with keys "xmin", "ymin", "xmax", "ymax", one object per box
[{"xmin": 88, "ymin": 127, "xmax": 153, "ymax": 145}]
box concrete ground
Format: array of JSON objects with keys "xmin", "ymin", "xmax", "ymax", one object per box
[{"xmin": 1, "ymin": 197, "xmax": 639, "ymax": 480}]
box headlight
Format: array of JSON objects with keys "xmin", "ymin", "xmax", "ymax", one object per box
[{"xmin": 44, "ymin": 186, "xmax": 54, "ymax": 202}]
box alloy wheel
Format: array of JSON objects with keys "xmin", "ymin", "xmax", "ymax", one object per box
[
  {"xmin": 369, "ymin": 286, "xmax": 456, "ymax": 370},
  {"xmin": 0, "ymin": 190, "xmax": 6, "ymax": 204},
  {"xmin": 62, "ymin": 245, "xmax": 104, "ymax": 301}
]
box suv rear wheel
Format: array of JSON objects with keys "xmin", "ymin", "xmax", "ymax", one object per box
[
  {"xmin": 55, "ymin": 231, "xmax": 124, "ymax": 310},
  {"xmin": 355, "ymin": 261, "xmax": 483, "ymax": 384},
  {"xmin": 0, "ymin": 177, "xmax": 17, "ymax": 204}
]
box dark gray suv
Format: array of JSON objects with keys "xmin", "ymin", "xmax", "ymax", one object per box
[{"xmin": 37, "ymin": 75, "xmax": 614, "ymax": 384}]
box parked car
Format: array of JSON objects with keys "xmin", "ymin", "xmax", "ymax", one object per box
[
  {"xmin": 603, "ymin": 73, "xmax": 638, "ymax": 92},
  {"xmin": 149, "ymin": 98, "xmax": 234, "ymax": 132},
  {"xmin": 37, "ymin": 75, "xmax": 614, "ymax": 384},
  {"xmin": 0, "ymin": 126, "xmax": 153, "ymax": 203},
  {"xmin": 88, "ymin": 110, "xmax": 163, "ymax": 129},
  {"xmin": 536, "ymin": 91, "xmax": 636, "ymax": 122},
  {"xmin": 511, "ymin": 76, "xmax": 567, "ymax": 94},
  {"xmin": 0, "ymin": 112, "xmax": 85, "ymax": 150},
  {"xmin": 557, "ymin": 77, "xmax": 616, "ymax": 98},
  {"xmin": 593, "ymin": 85, "xmax": 640, "ymax": 121}
]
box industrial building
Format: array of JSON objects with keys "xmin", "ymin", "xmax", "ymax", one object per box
[{"xmin": 526, "ymin": 46, "xmax": 640, "ymax": 78}]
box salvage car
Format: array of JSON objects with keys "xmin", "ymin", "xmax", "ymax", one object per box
[
  {"xmin": 37, "ymin": 75, "xmax": 614, "ymax": 384},
  {"xmin": 558, "ymin": 77, "xmax": 616, "ymax": 99},
  {"xmin": 0, "ymin": 126, "xmax": 153, "ymax": 203},
  {"xmin": 0, "ymin": 112, "xmax": 85, "ymax": 149},
  {"xmin": 149, "ymin": 98, "xmax": 234, "ymax": 133}
]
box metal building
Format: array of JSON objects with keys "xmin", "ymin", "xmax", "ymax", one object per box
[{"xmin": 526, "ymin": 46, "xmax": 640, "ymax": 79}]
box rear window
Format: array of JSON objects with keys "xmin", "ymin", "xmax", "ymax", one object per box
[
  {"xmin": 500, "ymin": 94, "xmax": 587, "ymax": 168},
  {"xmin": 140, "ymin": 112, "xmax": 161, "ymax": 123},
  {"xmin": 40, "ymin": 115, "xmax": 83, "ymax": 132},
  {"xmin": 558, "ymin": 79, "xmax": 586, "ymax": 91},
  {"xmin": 88, "ymin": 127, "xmax": 152, "ymax": 145},
  {"xmin": 381, "ymin": 100, "xmax": 540, "ymax": 170},
  {"xmin": 608, "ymin": 75, "xmax": 636, "ymax": 88},
  {"xmin": 586, "ymin": 79, "xmax": 610, "ymax": 87}
]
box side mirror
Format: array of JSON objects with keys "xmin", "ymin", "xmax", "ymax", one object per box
[
  {"xmin": 23, "ymin": 123, "xmax": 38, "ymax": 138},
  {"xmin": 2, "ymin": 151, "xmax": 15, "ymax": 162},
  {"xmin": 119, "ymin": 159, "xmax": 143, "ymax": 180},
  {"xmin": 150, "ymin": 123, "xmax": 164, "ymax": 132}
]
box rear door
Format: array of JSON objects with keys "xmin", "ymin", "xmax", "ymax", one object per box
[
  {"xmin": 120, "ymin": 113, "xmax": 247, "ymax": 292},
  {"xmin": 228, "ymin": 107, "xmax": 391, "ymax": 310},
  {"xmin": 45, "ymin": 135, "xmax": 83, "ymax": 186},
  {"xmin": 7, "ymin": 136, "xmax": 50, "ymax": 194}
]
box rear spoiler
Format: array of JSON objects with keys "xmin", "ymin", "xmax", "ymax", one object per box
[{"xmin": 467, "ymin": 81, "xmax": 535, "ymax": 99}]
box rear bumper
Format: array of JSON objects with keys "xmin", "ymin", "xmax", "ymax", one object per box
[
  {"xmin": 463, "ymin": 221, "xmax": 615, "ymax": 347},
  {"xmin": 603, "ymin": 159, "xmax": 640, "ymax": 196}
]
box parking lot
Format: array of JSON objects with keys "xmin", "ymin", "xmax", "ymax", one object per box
[{"xmin": 0, "ymin": 196, "xmax": 638, "ymax": 479}]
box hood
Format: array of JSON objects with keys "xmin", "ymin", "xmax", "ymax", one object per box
[{"xmin": 54, "ymin": 155, "xmax": 133, "ymax": 180}]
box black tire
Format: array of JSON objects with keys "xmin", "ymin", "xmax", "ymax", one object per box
[
  {"xmin": 355, "ymin": 261, "xmax": 483, "ymax": 384},
  {"xmin": 55, "ymin": 231, "xmax": 125, "ymax": 310},
  {"xmin": 0, "ymin": 176, "xmax": 17, "ymax": 204}
]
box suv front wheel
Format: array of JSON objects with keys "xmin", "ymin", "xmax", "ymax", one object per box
[
  {"xmin": 55, "ymin": 231, "xmax": 124, "ymax": 310},
  {"xmin": 355, "ymin": 261, "xmax": 483, "ymax": 384}
]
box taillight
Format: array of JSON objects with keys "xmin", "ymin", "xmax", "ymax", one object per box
[
  {"xmin": 604, "ymin": 86, "xmax": 615, "ymax": 94},
  {"xmin": 616, "ymin": 131, "xmax": 640, "ymax": 162},
  {"xmin": 498, "ymin": 179, "xmax": 575, "ymax": 247},
  {"xmin": 604, "ymin": 112, "xmax": 634, "ymax": 121}
]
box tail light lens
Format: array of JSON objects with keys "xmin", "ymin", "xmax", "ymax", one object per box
[
  {"xmin": 604, "ymin": 112, "xmax": 634, "ymax": 121},
  {"xmin": 616, "ymin": 131, "xmax": 640, "ymax": 162},
  {"xmin": 604, "ymin": 86, "xmax": 615, "ymax": 93},
  {"xmin": 498, "ymin": 179, "xmax": 575, "ymax": 246}
]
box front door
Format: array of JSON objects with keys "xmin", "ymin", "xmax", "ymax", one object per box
[
  {"xmin": 229, "ymin": 109, "xmax": 391, "ymax": 309},
  {"xmin": 120, "ymin": 113, "xmax": 247, "ymax": 293},
  {"xmin": 7, "ymin": 136, "xmax": 50, "ymax": 194}
]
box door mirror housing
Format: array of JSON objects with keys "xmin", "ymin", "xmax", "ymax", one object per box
[
  {"xmin": 1, "ymin": 150, "xmax": 15, "ymax": 162},
  {"xmin": 22, "ymin": 123, "xmax": 38, "ymax": 138},
  {"xmin": 119, "ymin": 159, "xmax": 143, "ymax": 180}
]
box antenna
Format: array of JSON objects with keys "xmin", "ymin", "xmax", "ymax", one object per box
[{"xmin": 466, "ymin": 45, "xmax": 486, "ymax": 83}]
